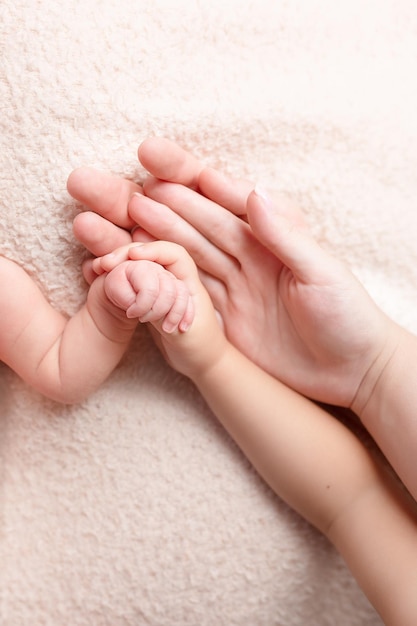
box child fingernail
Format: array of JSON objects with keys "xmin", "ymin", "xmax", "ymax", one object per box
[
  {"xmin": 162, "ymin": 320, "xmax": 176, "ymax": 333},
  {"xmin": 179, "ymin": 320, "xmax": 190, "ymax": 332}
]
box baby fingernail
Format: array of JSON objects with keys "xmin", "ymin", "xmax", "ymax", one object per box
[{"xmin": 162, "ymin": 320, "xmax": 176, "ymax": 333}]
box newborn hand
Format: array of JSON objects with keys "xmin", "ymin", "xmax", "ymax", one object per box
[
  {"xmin": 96, "ymin": 241, "xmax": 227, "ymax": 380},
  {"xmin": 100, "ymin": 246, "xmax": 194, "ymax": 334}
]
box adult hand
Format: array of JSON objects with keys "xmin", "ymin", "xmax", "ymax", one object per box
[
  {"xmin": 68, "ymin": 138, "xmax": 396, "ymax": 408},
  {"xmin": 68, "ymin": 168, "xmax": 154, "ymax": 284}
]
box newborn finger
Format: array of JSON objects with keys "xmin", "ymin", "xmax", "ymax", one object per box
[
  {"xmin": 104, "ymin": 263, "xmax": 138, "ymax": 311},
  {"xmin": 134, "ymin": 270, "xmax": 177, "ymax": 323},
  {"xmin": 161, "ymin": 279, "xmax": 193, "ymax": 333}
]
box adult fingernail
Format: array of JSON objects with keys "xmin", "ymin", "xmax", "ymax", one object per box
[
  {"xmin": 254, "ymin": 184, "xmax": 272, "ymax": 203},
  {"xmin": 128, "ymin": 191, "xmax": 144, "ymax": 205}
]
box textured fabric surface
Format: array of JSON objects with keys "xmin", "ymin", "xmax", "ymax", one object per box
[{"xmin": 1, "ymin": 1, "xmax": 417, "ymax": 624}]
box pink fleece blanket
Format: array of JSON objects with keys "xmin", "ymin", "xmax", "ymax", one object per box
[{"xmin": 2, "ymin": 1, "xmax": 417, "ymax": 624}]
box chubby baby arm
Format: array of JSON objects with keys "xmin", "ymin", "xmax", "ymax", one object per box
[{"xmin": 0, "ymin": 256, "xmax": 138, "ymax": 403}]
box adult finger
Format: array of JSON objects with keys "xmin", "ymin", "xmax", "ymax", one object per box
[
  {"xmin": 131, "ymin": 227, "xmax": 157, "ymax": 245},
  {"xmin": 73, "ymin": 212, "xmax": 133, "ymax": 257},
  {"xmin": 67, "ymin": 166, "xmax": 141, "ymax": 230},
  {"xmin": 247, "ymin": 188, "xmax": 333, "ymax": 283},
  {"xmin": 199, "ymin": 166, "xmax": 308, "ymax": 228},
  {"xmin": 198, "ymin": 167, "xmax": 253, "ymax": 216},
  {"xmin": 141, "ymin": 179, "xmax": 254, "ymax": 259},
  {"xmin": 138, "ymin": 137, "xmax": 203, "ymax": 189},
  {"xmin": 128, "ymin": 192, "xmax": 240, "ymax": 281},
  {"xmin": 138, "ymin": 137, "xmax": 253, "ymax": 216}
]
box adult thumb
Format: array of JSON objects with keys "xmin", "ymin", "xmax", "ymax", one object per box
[{"xmin": 247, "ymin": 187, "xmax": 332, "ymax": 282}]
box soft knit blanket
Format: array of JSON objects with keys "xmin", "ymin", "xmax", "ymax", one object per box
[{"xmin": 1, "ymin": 1, "xmax": 417, "ymax": 624}]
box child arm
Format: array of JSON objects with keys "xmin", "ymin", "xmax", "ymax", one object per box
[
  {"xmin": 129, "ymin": 175, "xmax": 417, "ymax": 505},
  {"xmin": 192, "ymin": 345, "xmax": 417, "ymax": 625},
  {"xmin": 100, "ymin": 241, "xmax": 417, "ymax": 625}
]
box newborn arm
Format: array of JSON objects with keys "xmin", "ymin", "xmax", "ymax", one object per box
[{"xmin": 0, "ymin": 256, "xmax": 137, "ymax": 403}]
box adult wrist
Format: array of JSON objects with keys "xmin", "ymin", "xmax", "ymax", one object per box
[
  {"xmin": 350, "ymin": 321, "xmax": 405, "ymax": 421},
  {"xmin": 350, "ymin": 324, "xmax": 417, "ymax": 500}
]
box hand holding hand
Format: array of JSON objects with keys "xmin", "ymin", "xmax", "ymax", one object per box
[
  {"xmin": 130, "ymin": 175, "xmax": 398, "ymax": 409},
  {"xmin": 95, "ymin": 242, "xmax": 226, "ymax": 379},
  {"xmin": 68, "ymin": 138, "xmax": 400, "ymax": 408}
]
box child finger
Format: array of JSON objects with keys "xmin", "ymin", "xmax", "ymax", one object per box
[
  {"xmin": 82, "ymin": 258, "xmax": 100, "ymax": 284},
  {"xmin": 177, "ymin": 290, "xmax": 195, "ymax": 333},
  {"xmin": 127, "ymin": 240, "xmax": 198, "ymax": 283},
  {"xmin": 99, "ymin": 244, "xmax": 144, "ymax": 273}
]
